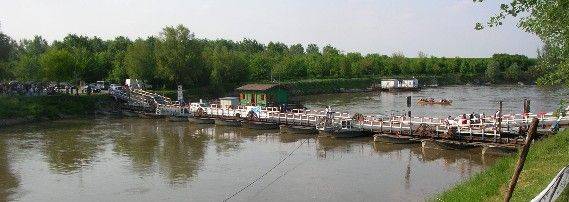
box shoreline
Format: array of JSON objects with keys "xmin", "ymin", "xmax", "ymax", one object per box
[{"xmin": 436, "ymin": 129, "xmax": 569, "ymax": 201}]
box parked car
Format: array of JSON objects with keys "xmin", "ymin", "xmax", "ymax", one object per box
[
  {"xmin": 83, "ymin": 84, "xmax": 101, "ymax": 93},
  {"xmin": 96, "ymin": 81, "xmax": 108, "ymax": 90},
  {"xmin": 108, "ymin": 84, "xmax": 124, "ymax": 94}
]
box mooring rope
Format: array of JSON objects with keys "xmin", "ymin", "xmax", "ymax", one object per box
[
  {"xmin": 251, "ymin": 159, "xmax": 307, "ymax": 198},
  {"xmin": 223, "ymin": 139, "xmax": 307, "ymax": 202}
]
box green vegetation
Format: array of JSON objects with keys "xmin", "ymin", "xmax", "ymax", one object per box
[
  {"xmin": 0, "ymin": 25, "xmax": 538, "ymax": 97},
  {"xmin": 0, "ymin": 95, "xmax": 109, "ymax": 120},
  {"xmin": 476, "ymin": 0, "xmax": 569, "ymax": 87},
  {"xmin": 559, "ymin": 187, "xmax": 569, "ymax": 202},
  {"xmin": 437, "ymin": 130, "xmax": 569, "ymax": 201},
  {"xmin": 286, "ymin": 78, "xmax": 373, "ymax": 95}
]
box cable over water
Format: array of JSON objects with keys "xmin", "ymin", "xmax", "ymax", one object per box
[{"xmin": 223, "ymin": 139, "xmax": 308, "ymax": 202}]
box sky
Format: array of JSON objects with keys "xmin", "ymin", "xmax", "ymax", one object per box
[{"xmin": 0, "ymin": 0, "xmax": 542, "ymax": 57}]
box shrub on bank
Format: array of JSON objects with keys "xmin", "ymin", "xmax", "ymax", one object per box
[
  {"xmin": 286, "ymin": 78, "xmax": 374, "ymax": 95},
  {"xmin": 436, "ymin": 130, "xmax": 569, "ymax": 201},
  {"xmin": 0, "ymin": 95, "xmax": 109, "ymax": 119}
]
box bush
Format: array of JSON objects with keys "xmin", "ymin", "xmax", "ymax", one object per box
[{"xmin": 0, "ymin": 95, "xmax": 108, "ymax": 119}]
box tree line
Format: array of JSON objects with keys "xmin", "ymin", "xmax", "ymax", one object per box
[
  {"xmin": 0, "ymin": 25, "xmax": 539, "ymax": 94},
  {"xmin": 476, "ymin": 0, "xmax": 568, "ymax": 88}
]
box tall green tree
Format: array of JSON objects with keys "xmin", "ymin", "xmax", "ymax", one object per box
[
  {"xmin": 306, "ymin": 44, "xmax": 320, "ymax": 55},
  {"xmin": 248, "ymin": 53, "xmax": 272, "ymax": 81},
  {"xmin": 504, "ymin": 62, "xmax": 521, "ymax": 81},
  {"xmin": 485, "ymin": 60, "xmax": 500, "ymax": 83},
  {"xmin": 40, "ymin": 49, "xmax": 76, "ymax": 82},
  {"xmin": 203, "ymin": 46, "xmax": 249, "ymax": 93},
  {"xmin": 155, "ymin": 25, "xmax": 203, "ymax": 88},
  {"xmin": 124, "ymin": 38, "xmax": 157, "ymax": 84},
  {"xmin": 106, "ymin": 36, "xmax": 132, "ymax": 83},
  {"xmin": 0, "ymin": 32, "xmax": 17, "ymax": 80}
]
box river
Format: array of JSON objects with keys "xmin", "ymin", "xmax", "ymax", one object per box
[
  {"xmin": 0, "ymin": 85, "xmax": 566, "ymax": 201},
  {"xmin": 302, "ymin": 85, "xmax": 568, "ymax": 118}
]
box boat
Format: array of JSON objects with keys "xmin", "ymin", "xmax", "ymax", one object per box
[
  {"xmin": 279, "ymin": 125, "xmax": 318, "ymax": 135},
  {"xmin": 142, "ymin": 113, "xmax": 167, "ymax": 119},
  {"xmin": 122, "ymin": 110, "xmax": 138, "ymax": 117},
  {"xmin": 243, "ymin": 121, "xmax": 279, "ymax": 130},
  {"xmin": 169, "ymin": 108, "xmax": 191, "ymax": 122},
  {"xmin": 421, "ymin": 139, "xmax": 479, "ymax": 150},
  {"xmin": 482, "ymin": 144, "xmax": 518, "ymax": 156},
  {"xmin": 169, "ymin": 115, "xmax": 189, "ymax": 122},
  {"xmin": 317, "ymin": 120, "xmax": 369, "ymax": 138},
  {"xmin": 417, "ymin": 99, "xmax": 452, "ymax": 105},
  {"xmin": 215, "ymin": 118, "xmax": 242, "ymax": 127},
  {"xmin": 188, "ymin": 116, "xmax": 215, "ymax": 124},
  {"xmin": 373, "ymin": 134, "xmax": 420, "ymax": 144}
]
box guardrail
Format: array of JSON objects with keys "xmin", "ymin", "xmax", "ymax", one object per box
[{"xmin": 532, "ymin": 165, "xmax": 569, "ymax": 202}]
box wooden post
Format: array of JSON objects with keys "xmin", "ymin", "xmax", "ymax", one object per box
[
  {"xmin": 497, "ymin": 101, "xmax": 503, "ymax": 139},
  {"xmin": 504, "ymin": 117, "xmax": 539, "ymax": 202}
]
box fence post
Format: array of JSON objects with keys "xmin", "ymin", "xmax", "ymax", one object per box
[{"xmin": 504, "ymin": 118, "xmax": 539, "ymax": 202}]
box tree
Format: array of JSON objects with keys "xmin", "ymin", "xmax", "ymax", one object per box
[
  {"xmin": 477, "ymin": 0, "xmax": 569, "ymax": 86},
  {"xmin": 155, "ymin": 25, "xmax": 203, "ymax": 88},
  {"xmin": 106, "ymin": 36, "xmax": 132, "ymax": 83},
  {"xmin": 306, "ymin": 44, "xmax": 319, "ymax": 55},
  {"xmin": 248, "ymin": 53, "xmax": 272, "ymax": 81},
  {"xmin": 389, "ymin": 52, "xmax": 406, "ymax": 75},
  {"xmin": 15, "ymin": 36, "xmax": 50, "ymax": 81},
  {"xmin": 238, "ymin": 38, "xmax": 264, "ymax": 53},
  {"xmin": 504, "ymin": 62, "xmax": 521, "ymax": 81},
  {"xmin": 266, "ymin": 42, "xmax": 288, "ymax": 56},
  {"xmin": 345, "ymin": 52, "xmax": 362, "ymax": 78},
  {"xmin": 40, "ymin": 49, "xmax": 76, "ymax": 82},
  {"xmin": 203, "ymin": 46, "xmax": 249, "ymax": 93},
  {"xmin": 0, "ymin": 32, "xmax": 17, "ymax": 80},
  {"xmin": 124, "ymin": 38, "xmax": 157, "ymax": 84},
  {"xmin": 289, "ymin": 44, "xmax": 304, "ymax": 55},
  {"xmin": 485, "ymin": 60, "xmax": 500, "ymax": 84},
  {"xmin": 272, "ymin": 55, "xmax": 307, "ymax": 80}
]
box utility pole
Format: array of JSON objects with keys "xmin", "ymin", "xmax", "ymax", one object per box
[
  {"xmin": 504, "ymin": 118, "xmax": 539, "ymax": 202},
  {"xmin": 407, "ymin": 96, "xmax": 412, "ymax": 136}
]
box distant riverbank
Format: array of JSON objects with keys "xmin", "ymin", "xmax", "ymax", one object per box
[
  {"xmin": 0, "ymin": 95, "xmax": 112, "ymax": 127},
  {"xmin": 436, "ymin": 130, "xmax": 569, "ymax": 201},
  {"xmin": 153, "ymin": 75, "xmax": 522, "ymax": 102}
]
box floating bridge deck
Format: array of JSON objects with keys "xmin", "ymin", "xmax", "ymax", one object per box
[{"xmin": 111, "ymin": 88, "xmax": 568, "ymax": 144}]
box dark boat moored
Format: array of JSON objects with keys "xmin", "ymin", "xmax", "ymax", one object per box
[
  {"xmin": 317, "ymin": 120, "xmax": 371, "ymax": 138},
  {"xmin": 322, "ymin": 128, "xmax": 368, "ymax": 138},
  {"xmin": 243, "ymin": 121, "xmax": 279, "ymax": 130},
  {"xmin": 279, "ymin": 125, "xmax": 318, "ymax": 135},
  {"xmin": 188, "ymin": 117, "xmax": 215, "ymax": 124},
  {"xmin": 482, "ymin": 144, "xmax": 518, "ymax": 156},
  {"xmin": 142, "ymin": 113, "xmax": 167, "ymax": 119},
  {"xmin": 373, "ymin": 134, "xmax": 420, "ymax": 144},
  {"xmin": 169, "ymin": 115, "xmax": 189, "ymax": 122},
  {"xmin": 422, "ymin": 139, "xmax": 479, "ymax": 150},
  {"xmin": 215, "ymin": 118, "xmax": 242, "ymax": 127}
]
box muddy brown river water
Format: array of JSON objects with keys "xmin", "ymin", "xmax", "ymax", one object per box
[{"xmin": 0, "ymin": 85, "xmax": 567, "ymax": 201}]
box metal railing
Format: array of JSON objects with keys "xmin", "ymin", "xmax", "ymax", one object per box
[{"xmin": 532, "ymin": 165, "xmax": 569, "ymax": 202}]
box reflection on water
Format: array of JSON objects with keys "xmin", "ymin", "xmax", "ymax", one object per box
[
  {"xmin": 1, "ymin": 118, "xmax": 497, "ymax": 201},
  {"xmin": 0, "ymin": 138, "xmax": 18, "ymax": 201}
]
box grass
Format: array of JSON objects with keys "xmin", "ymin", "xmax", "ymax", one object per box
[
  {"xmin": 0, "ymin": 94, "xmax": 110, "ymax": 119},
  {"xmin": 436, "ymin": 129, "xmax": 569, "ymax": 201},
  {"xmin": 558, "ymin": 187, "xmax": 569, "ymax": 202}
]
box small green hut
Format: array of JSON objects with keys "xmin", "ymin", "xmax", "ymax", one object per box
[{"xmin": 236, "ymin": 84, "xmax": 289, "ymax": 107}]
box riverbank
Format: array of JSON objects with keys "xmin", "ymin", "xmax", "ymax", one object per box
[
  {"xmin": 0, "ymin": 95, "xmax": 112, "ymax": 127},
  {"xmin": 150, "ymin": 76, "xmax": 534, "ymax": 101},
  {"xmin": 436, "ymin": 129, "xmax": 569, "ymax": 201}
]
